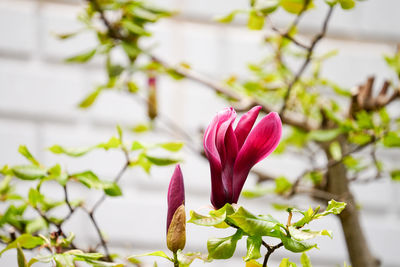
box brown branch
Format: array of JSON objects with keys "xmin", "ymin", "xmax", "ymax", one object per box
[
  {"xmin": 280, "ymin": 6, "xmax": 335, "ymax": 115},
  {"xmin": 151, "ymin": 55, "xmax": 315, "ymax": 131},
  {"xmin": 262, "ymin": 241, "xmax": 284, "ymax": 267}
]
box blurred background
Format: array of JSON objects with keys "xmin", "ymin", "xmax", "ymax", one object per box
[{"xmin": 0, "ymin": 0, "xmax": 399, "ymax": 266}]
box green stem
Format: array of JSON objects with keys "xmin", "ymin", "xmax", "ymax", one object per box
[{"xmin": 173, "ymin": 251, "xmax": 179, "ymax": 267}]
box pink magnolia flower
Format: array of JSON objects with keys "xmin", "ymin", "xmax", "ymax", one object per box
[
  {"xmin": 203, "ymin": 106, "xmax": 282, "ymax": 209},
  {"xmin": 166, "ymin": 165, "xmax": 186, "ymax": 252}
]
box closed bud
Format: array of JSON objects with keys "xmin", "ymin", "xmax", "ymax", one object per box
[
  {"xmin": 167, "ymin": 204, "xmax": 186, "ymax": 253},
  {"xmin": 166, "ymin": 165, "xmax": 186, "ymax": 253}
]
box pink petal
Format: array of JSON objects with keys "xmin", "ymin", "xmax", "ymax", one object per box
[
  {"xmin": 234, "ymin": 106, "xmax": 262, "ymax": 149},
  {"xmin": 167, "ymin": 165, "xmax": 185, "ymax": 233},
  {"xmin": 232, "ymin": 112, "xmax": 282, "ymax": 203},
  {"xmin": 215, "ymin": 108, "xmax": 236, "ymax": 163},
  {"xmin": 220, "ymin": 123, "xmax": 238, "ymax": 203},
  {"xmin": 203, "ymin": 110, "xmax": 228, "ymax": 209}
]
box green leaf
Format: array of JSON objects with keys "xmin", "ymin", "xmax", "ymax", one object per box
[
  {"xmin": 275, "ymin": 176, "xmax": 292, "ymax": 194},
  {"xmin": 17, "ymin": 245, "xmax": 28, "ymax": 267},
  {"xmin": 66, "ymin": 49, "xmax": 96, "ymax": 63},
  {"xmin": 122, "ymin": 41, "xmax": 141, "ymax": 59},
  {"xmin": 390, "ymin": 170, "xmax": 400, "ymax": 181},
  {"xmin": 145, "ymin": 155, "xmax": 180, "ymax": 166},
  {"xmin": 71, "ymin": 171, "xmax": 102, "ymax": 189},
  {"xmin": 338, "ymin": 0, "xmax": 355, "ymax": 9},
  {"xmin": 215, "ymin": 10, "xmax": 241, "ymax": 23},
  {"xmin": 188, "ymin": 210, "xmax": 226, "ymax": 227},
  {"xmin": 79, "ymin": 87, "xmax": 102, "ymax": 108},
  {"xmin": 383, "ymin": 132, "xmax": 400, "ymax": 147},
  {"xmin": 242, "ymin": 185, "xmax": 273, "ymax": 199},
  {"xmin": 103, "ymin": 182, "xmax": 122, "ymax": 197},
  {"xmin": 0, "ymin": 234, "xmax": 45, "ymax": 255},
  {"xmin": 329, "ymin": 141, "xmax": 342, "ymax": 161},
  {"xmin": 228, "ymin": 207, "xmax": 281, "ymax": 237},
  {"xmin": 316, "ymin": 199, "xmax": 346, "ymax": 218},
  {"xmin": 18, "ymin": 146, "xmax": 40, "ymax": 166},
  {"xmin": 48, "ymin": 145, "xmax": 93, "ymax": 157},
  {"xmin": 28, "ymin": 188, "xmax": 44, "ymax": 207},
  {"xmin": 279, "ymin": 258, "xmax": 298, "ymax": 267},
  {"xmin": 26, "ymin": 217, "xmax": 47, "ymax": 234},
  {"xmin": 207, "ymin": 229, "xmax": 243, "ymax": 259},
  {"xmin": 122, "ymin": 20, "xmax": 151, "ymax": 36},
  {"xmin": 177, "ymin": 250, "xmax": 209, "ymax": 267},
  {"xmin": 248, "ymin": 10, "xmax": 265, "ymax": 30},
  {"xmin": 97, "ymin": 137, "xmax": 121, "ymax": 150},
  {"xmin": 127, "ymin": 251, "xmax": 173, "ymax": 262},
  {"xmin": 308, "ymin": 128, "xmax": 342, "ymax": 142},
  {"xmin": 244, "ymin": 236, "xmax": 262, "ymax": 262},
  {"xmin": 127, "ymin": 81, "xmax": 139, "ymax": 93},
  {"xmin": 159, "ymin": 142, "xmax": 184, "ymax": 152},
  {"xmin": 279, "ymin": 231, "xmax": 317, "ymax": 253},
  {"xmin": 281, "ymin": 0, "xmax": 311, "ymax": 14},
  {"xmin": 300, "ymin": 252, "xmax": 312, "ymax": 267},
  {"xmin": 288, "ymin": 226, "xmax": 332, "ymax": 241},
  {"xmin": 254, "ymin": 0, "xmax": 279, "ymax": 14},
  {"xmin": 12, "ymin": 165, "xmax": 47, "ymax": 180}
]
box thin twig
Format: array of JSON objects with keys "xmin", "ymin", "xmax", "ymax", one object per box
[
  {"xmin": 280, "ymin": 6, "xmax": 335, "ymax": 115},
  {"xmin": 262, "ymin": 242, "xmax": 284, "ymax": 267}
]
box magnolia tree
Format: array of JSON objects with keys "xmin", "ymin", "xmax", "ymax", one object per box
[{"xmin": 1, "ymin": 0, "xmax": 399, "ymax": 267}]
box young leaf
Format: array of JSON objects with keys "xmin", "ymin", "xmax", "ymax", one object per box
[
  {"xmin": 390, "ymin": 170, "xmax": 400, "ymax": 181},
  {"xmin": 17, "ymin": 245, "xmax": 28, "ymax": 267},
  {"xmin": 279, "ymin": 231, "xmax": 317, "ymax": 253},
  {"xmin": 12, "ymin": 165, "xmax": 47, "ymax": 180},
  {"xmin": 207, "ymin": 229, "xmax": 243, "ymax": 259},
  {"xmin": 228, "ymin": 207, "xmax": 281, "ymax": 237},
  {"xmin": 279, "ymin": 258, "xmax": 298, "ymax": 267},
  {"xmin": 0, "ymin": 234, "xmax": 44, "ymax": 255},
  {"xmin": 18, "ymin": 146, "xmax": 40, "ymax": 166},
  {"xmin": 316, "ymin": 199, "xmax": 346, "ymax": 217},
  {"xmin": 244, "ymin": 236, "xmax": 262, "ymax": 262},
  {"xmin": 177, "ymin": 250, "xmax": 209, "ymax": 267},
  {"xmin": 48, "ymin": 145, "xmax": 94, "ymax": 157},
  {"xmin": 308, "ymin": 128, "xmax": 342, "ymax": 142},
  {"xmin": 300, "ymin": 252, "xmax": 312, "ymax": 267},
  {"xmin": 288, "ymin": 226, "xmax": 332, "ymax": 241},
  {"xmin": 215, "ymin": 10, "xmax": 241, "ymax": 23},
  {"xmin": 103, "ymin": 182, "xmax": 122, "ymax": 197},
  {"xmin": 145, "ymin": 155, "xmax": 180, "ymax": 166},
  {"xmin": 188, "ymin": 210, "xmax": 227, "ymax": 227},
  {"xmin": 79, "ymin": 87, "xmax": 102, "ymax": 108},
  {"xmin": 338, "ymin": 0, "xmax": 355, "ymax": 9},
  {"xmin": 127, "ymin": 251, "xmax": 173, "ymax": 262},
  {"xmin": 65, "ymin": 49, "xmax": 96, "ymax": 63},
  {"xmin": 329, "ymin": 141, "xmax": 342, "ymax": 161},
  {"xmin": 159, "ymin": 142, "xmax": 184, "ymax": 152},
  {"xmin": 246, "ymin": 260, "xmax": 263, "ymax": 267},
  {"xmin": 248, "ymin": 10, "xmax": 265, "ymax": 30}
]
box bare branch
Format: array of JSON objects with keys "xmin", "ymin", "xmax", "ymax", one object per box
[{"xmin": 280, "ymin": 6, "xmax": 335, "ymax": 115}]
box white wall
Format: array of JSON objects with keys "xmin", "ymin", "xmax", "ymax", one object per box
[{"xmin": 0, "ymin": 0, "xmax": 399, "ymax": 266}]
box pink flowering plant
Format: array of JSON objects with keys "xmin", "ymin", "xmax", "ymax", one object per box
[
  {"xmin": 130, "ymin": 108, "xmax": 346, "ymax": 267},
  {"xmin": 3, "ymin": 0, "xmax": 400, "ymax": 266}
]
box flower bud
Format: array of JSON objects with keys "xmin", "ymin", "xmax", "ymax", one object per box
[{"xmin": 166, "ymin": 165, "xmax": 186, "ymax": 253}]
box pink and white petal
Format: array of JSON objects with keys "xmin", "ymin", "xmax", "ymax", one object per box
[
  {"xmin": 232, "ymin": 112, "xmax": 282, "ymax": 203},
  {"xmin": 234, "ymin": 106, "xmax": 262, "ymax": 149}
]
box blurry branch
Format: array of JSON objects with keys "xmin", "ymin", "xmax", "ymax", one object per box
[
  {"xmin": 150, "ymin": 55, "xmax": 315, "ymax": 131},
  {"xmin": 86, "ymin": 0, "xmax": 315, "ymax": 131},
  {"xmin": 349, "ymin": 76, "xmax": 400, "ymax": 117},
  {"xmin": 82, "ymin": 148, "xmax": 130, "ymax": 262},
  {"xmin": 280, "ymin": 5, "xmax": 335, "ymax": 114}
]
